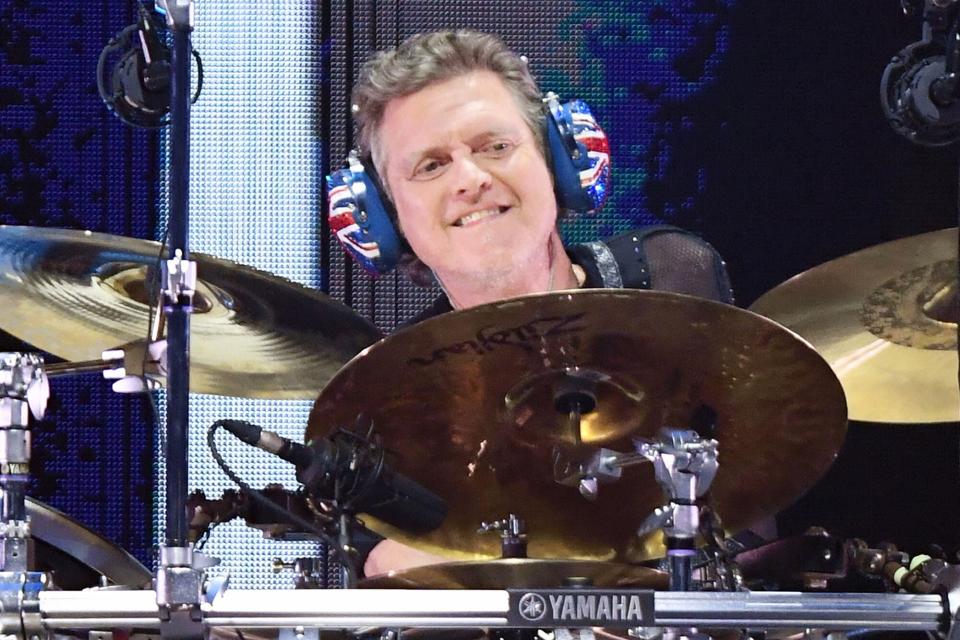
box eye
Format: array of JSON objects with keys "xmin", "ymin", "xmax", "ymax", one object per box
[
  {"xmin": 479, "ymin": 140, "xmax": 513, "ymax": 156},
  {"xmin": 412, "ymin": 157, "xmax": 447, "ymax": 179}
]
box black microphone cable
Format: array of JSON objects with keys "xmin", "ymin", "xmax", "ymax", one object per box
[
  {"xmin": 206, "ymin": 420, "xmax": 359, "ymax": 587},
  {"xmin": 137, "ymin": 227, "xmax": 169, "ymax": 432}
]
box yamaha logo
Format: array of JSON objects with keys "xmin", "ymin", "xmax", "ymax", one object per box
[
  {"xmin": 509, "ymin": 589, "xmax": 654, "ymax": 627},
  {"xmin": 518, "ymin": 593, "xmax": 547, "ymax": 622}
]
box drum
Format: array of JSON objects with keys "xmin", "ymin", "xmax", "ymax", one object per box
[{"xmin": 27, "ymin": 497, "xmax": 151, "ymax": 590}]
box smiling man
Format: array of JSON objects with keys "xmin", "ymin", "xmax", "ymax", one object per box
[
  {"xmin": 352, "ymin": 31, "xmax": 581, "ymax": 311},
  {"xmin": 376, "ymin": 69, "xmax": 576, "ymax": 309},
  {"xmin": 345, "ymin": 30, "xmax": 740, "ymax": 576}
]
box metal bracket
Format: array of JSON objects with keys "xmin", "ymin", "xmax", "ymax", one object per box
[
  {"xmin": 635, "ymin": 429, "xmax": 719, "ymax": 592},
  {"xmin": 552, "ymin": 446, "xmax": 627, "ymax": 501},
  {"xmin": 0, "ymin": 571, "xmax": 47, "ymax": 640},
  {"xmin": 937, "ymin": 564, "xmax": 960, "ymax": 640},
  {"xmin": 479, "ymin": 514, "xmax": 528, "ymax": 558},
  {"xmin": 156, "ymin": 546, "xmax": 217, "ymax": 640},
  {"xmin": 101, "ymin": 340, "xmax": 168, "ymax": 393},
  {"xmin": 0, "ymin": 520, "xmax": 30, "ymax": 574},
  {"xmin": 271, "ymin": 557, "xmax": 325, "ymax": 589},
  {"xmin": 0, "ymin": 354, "xmax": 48, "ymax": 424},
  {"xmin": 155, "ymin": 0, "xmax": 195, "ymax": 30},
  {"xmin": 635, "ymin": 429, "xmax": 718, "ymax": 540},
  {"xmin": 161, "ymin": 251, "xmax": 197, "ymax": 309}
]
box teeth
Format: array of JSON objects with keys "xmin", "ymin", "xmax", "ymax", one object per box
[{"xmin": 456, "ymin": 208, "xmax": 502, "ymax": 226}]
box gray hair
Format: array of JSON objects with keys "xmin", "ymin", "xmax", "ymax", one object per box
[
  {"xmin": 350, "ymin": 30, "xmax": 550, "ymax": 287},
  {"xmin": 352, "ymin": 30, "xmax": 547, "ymax": 182}
]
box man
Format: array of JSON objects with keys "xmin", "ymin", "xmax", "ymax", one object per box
[{"xmin": 345, "ymin": 30, "xmax": 735, "ymax": 576}]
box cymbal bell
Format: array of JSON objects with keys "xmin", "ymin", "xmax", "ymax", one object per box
[
  {"xmin": 750, "ymin": 227, "xmax": 958, "ymax": 424},
  {"xmin": 309, "ymin": 289, "xmax": 847, "ymax": 562},
  {"xmin": 0, "ymin": 226, "xmax": 382, "ymax": 399},
  {"xmin": 359, "ymin": 559, "xmax": 669, "ymax": 589}
]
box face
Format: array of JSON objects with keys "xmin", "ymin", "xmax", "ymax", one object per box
[{"xmin": 378, "ymin": 70, "xmax": 558, "ymax": 286}]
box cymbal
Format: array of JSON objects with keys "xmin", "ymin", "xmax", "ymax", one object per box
[
  {"xmin": 309, "ymin": 289, "xmax": 847, "ymax": 562},
  {"xmin": 750, "ymin": 228, "xmax": 958, "ymax": 424},
  {"xmin": 0, "ymin": 226, "xmax": 382, "ymax": 399},
  {"xmin": 359, "ymin": 559, "xmax": 668, "ymax": 589}
]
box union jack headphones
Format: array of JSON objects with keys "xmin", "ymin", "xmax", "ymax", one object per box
[{"xmin": 327, "ymin": 93, "xmax": 611, "ymax": 276}]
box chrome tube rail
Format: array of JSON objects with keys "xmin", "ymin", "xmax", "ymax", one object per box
[{"xmin": 33, "ymin": 589, "xmax": 949, "ymax": 633}]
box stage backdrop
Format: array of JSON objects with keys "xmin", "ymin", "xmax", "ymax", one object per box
[
  {"xmin": 1, "ymin": 0, "xmax": 956, "ymax": 584},
  {"xmin": 0, "ymin": 0, "xmax": 157, "ymax": 564}
]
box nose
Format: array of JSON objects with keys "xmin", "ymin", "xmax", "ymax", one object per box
[{"xmin": 452, "ymin": 155, "xmax": 492, "ymax": 201}]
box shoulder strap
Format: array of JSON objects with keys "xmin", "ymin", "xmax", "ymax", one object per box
[{"xmin": 568, "ymin": 225, "xmax": 734, "ymax": 303}]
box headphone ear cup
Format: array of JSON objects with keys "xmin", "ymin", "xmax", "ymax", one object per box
[
  {"xmin": 545, "ymin": 97, "xmax": 611, "ymax": 213},
  {"xmin": 97, "ymin": 19, "xmax": 171, "ymax": 128},
  {"xmin": 546, "ymin": 114, "xmax": 592, "ymax": 211},
  {"xmin": 327, "ymin": 155, "xmax": 404, "ymax": 275}
]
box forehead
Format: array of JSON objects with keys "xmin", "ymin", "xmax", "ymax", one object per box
[{"xmin": 378, "ymin": 71, "xmax": 533, "ymax": 165}]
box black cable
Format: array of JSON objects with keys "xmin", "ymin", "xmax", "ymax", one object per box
[
  {"xmin": 139, "ymin": 228, "xmax": 169, "ymax": 430},
  {"xmin": 206, "ymin": 421, "xmax": 358, "ymax": 587},
  {"xmin": 192, "ymin": 48, "xmax": 204, "ymax": 105},
  {"xmin": 194, "ymin": 519, "xmax": 220, "ymax": 551}
]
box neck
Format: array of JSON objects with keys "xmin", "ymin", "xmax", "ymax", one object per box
[{"xmin": 438, "ymin": 232, "xmax": 578, "ymax": 310}]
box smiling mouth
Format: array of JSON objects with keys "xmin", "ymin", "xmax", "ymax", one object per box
[{"xmin": 453, "ymin": 206, "xmax": 510, "ymax": 227}]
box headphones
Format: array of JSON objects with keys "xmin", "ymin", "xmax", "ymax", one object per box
[
  {"xmin": 879, "ymin": 0, "xmax": 960, "ymax": 147},
  {"xmin": 97, "ymin": 3, "xmax": 203, "ymax": 129},
  {"xmin": 327, "ymin": 92, "xmax": 611, "ymax": 276}
]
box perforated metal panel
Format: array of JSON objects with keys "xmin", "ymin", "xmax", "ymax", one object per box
[{"xmin": 0, "ymin": 1, "xmax": 156, "ymax": 566}]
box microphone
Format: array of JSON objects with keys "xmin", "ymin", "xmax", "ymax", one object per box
[
  {"xmin": 97, "ymin": 4, "xmax": 203, "ymax": 128},
  {"xmin": 219, "ymin": 420, "xmax": 448, "ymax": 534},
  {"xmin": 881, "ymin": 0, "xmax": 960, "ymax": 146}
]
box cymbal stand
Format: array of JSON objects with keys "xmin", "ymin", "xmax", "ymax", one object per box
[
  {"xmin": 635, "ymin": 429, "xmax": 718, "ymax": 592},
  {"xmin": 152, "ymin": 1, "xmax": 207, "ymax": 638},
  {"xmin": 0, "ymin": 353, "xmax": 49, "ymax": 640}
]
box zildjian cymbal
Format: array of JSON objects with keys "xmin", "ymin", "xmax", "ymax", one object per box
[
  {"xmin": 750, "ymin": 227, "xmax": 958, "ymax": 424},
  {"xmin": 308, "ymin": 289, "xmax": 847, "ymax": 562},
  {"xmin": 0, "ymin": 226, "xmax": 382, "ymax": 399},
  {"xmin": 359, "ymin": 559, "xmax": 669, "ymax": 589}
]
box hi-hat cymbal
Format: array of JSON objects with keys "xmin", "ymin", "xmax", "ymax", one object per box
[
  {"xmin": 359, "ymin": 559, "xmax": 668, "ymax": 589},
  {"xmin": 0, "ymin": 226, "xmax": 382, "ymax": 399},
  {"xmin": 750, "ymin": 228, "xmax": 958, "ymax": 424},
  {"xmin": 309, "ymin": 289, "xmax": 847, "ymax": 562}
]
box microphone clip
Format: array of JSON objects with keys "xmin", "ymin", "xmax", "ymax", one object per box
[{"xmin": 296, "ymin": 427, "xmax": 385, "ymax": 509}]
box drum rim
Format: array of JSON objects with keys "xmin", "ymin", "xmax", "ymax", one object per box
[{"xmin": 27, "ymin": 496, "xmax": 151, "ymax": 587}]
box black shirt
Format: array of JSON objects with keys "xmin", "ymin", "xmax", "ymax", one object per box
[{"xmin": 405, "ymin": 225, "xmax": 733, "ymax": 326}]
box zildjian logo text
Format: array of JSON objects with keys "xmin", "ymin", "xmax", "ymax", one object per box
[{"xmin": 407, "ymin": 313, "xmax": 586, "ymax": 366}]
